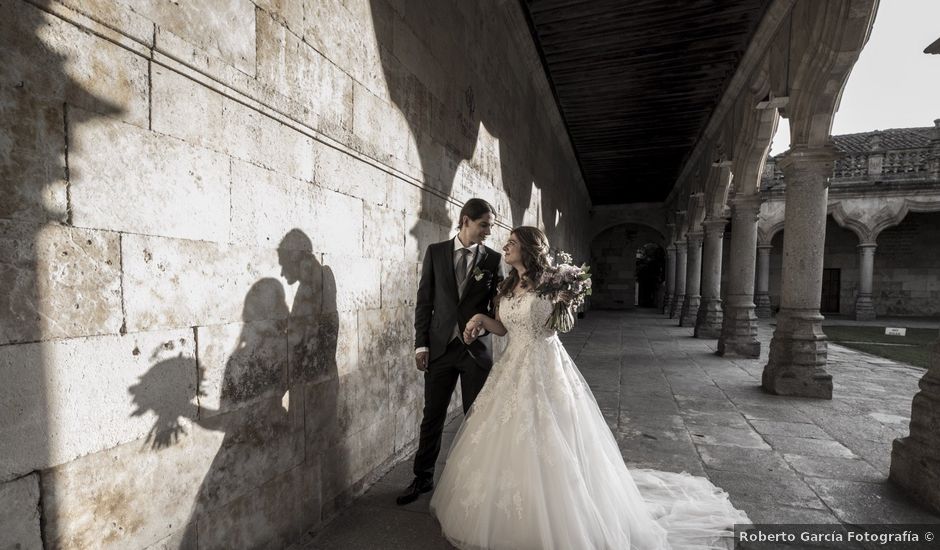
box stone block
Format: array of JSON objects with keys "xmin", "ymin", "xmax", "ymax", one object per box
[
  {"xmin": 385, "ymin": 174, "xmax": 425, "ymax": 217},
  {"xmin": 358, "ymin": 307, "xmax": 412, "ymax": 368},
  {"xmin": 393, "ymin": 399, "xmax": 422, "ymax": 452},
  {"xmin": 363, "ymin": 203, "xmax": 405, "ymax": 260},
  {"xmin": 255, "ymin": 0, "xmax": 304, "ymax": 35},
  {"xmin": 52, "ymin": 0, "xmax": 155, "ymax": 46},
  {"xmin": 319, "ymin": 417, "xmax": 396, "ymax": 505},
  {"xmin": 0, "ymin": 221, "xmax": 122, "ymax": 345},
  {"xmin": 230, "ymin": 160, "xmax": 363, "ymax": 256},
  {"xmin": 69, "ymin": 109, "xmax": 231, "ymax": 242},
  {"xmin": 0, "ymin": 93, "xmax": 66, "ymax": 223},
  {"xmin": 382, "ymin": 260, "xmax": 419, "ymax": 309},
  {"xmin": 222, "ymin": 97, "xmax": 316, "ymax": 184},
  {"xmin": 352, "ymin": 81, "xmax": 411, "ymax": 164},
  {"xmin": 0, "ymin": 1, "xmax": 149, "ymax": 127},
  {"xmin": 302, "ymin": 0, "xmax": 388, "ymax": 99},
  {"xmin": 151, "ymin": 66, "xmax": 225, "ymax": 152},
  {"xmin": 121, "ymin": 234, "xmax": 288, "ymax": 332},
  {"xmin": 322, "ymin": 255, "xmax": 382, "ymax": 312},
  {"xmin": 0, "ymin": 329, "xmax": 196, "ymax": 479},
  {"xmin": 189, "ymin": 391, "xmax": 304, "ymax": 517},
  {"xmin": 40, "ymin": 418, "xmax": 213, "ymax": 550},
  {"xmin": 289, "ymin": 309, "xmax": 339, "ymax": 386},
  {"xmin": 256, "ymin": 11, "xmax": 353, "ymax": 135},
  {"xmin": 197, "ymin": 320, "xmax": 289, "ymax": 417},
  {"xmin": 196, "ymin": 465, "xmax": 304, "ymax": 550},
  {"xmin": 405, "ymin": 214, "xmax": 448, "ymax": 259},
  {"xmin": 128, "ymin": 0, "xmax": 256, "ymax": 75},
  {"xmin": 315, "ymin": 142, "xmax": 390, "ymax": 205},
  {"xmin": 0, "ymin": 474, "xmax": 41, "ymax": 550}
]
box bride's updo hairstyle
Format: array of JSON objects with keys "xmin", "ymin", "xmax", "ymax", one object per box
[{"xmin": 499, "ymin": 226, "xmax": 551, "ymax": 298}]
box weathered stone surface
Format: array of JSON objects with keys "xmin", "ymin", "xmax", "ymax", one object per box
[
  {"xmin": 151, "ymin": 66, "xmax": 225, "ymax": 152},
  {"xmin": 316, "ymin": 143, "xmax": 390, "ymax": 206},
  {"xmin": 763, "ymin": 310, "xmax": 833, "ymax": 399},
  {"xmin": 0, "ymin": 1, "xmax": 149, "ymax": 127},
  {"xmin": 40, "ymin": 419, "xmax": 213, "ymax": 550},
  {"xmin": 0, "ymin": 221, "xmax": 122, "ymax": 345},
  {"xmin": 0, "ymin": 93, "xmax": 66, "ymax": 223},
  {"xmin": 197, "ymin": 320, "xmax": 289, "ymax": 417},
  {"xmin": 230, "ymin": 160, "xmax": 364, "ymax": 256},
  {"xmin": 382, "ymin": 260, "xmax": 419, "ymax": 309},
  {"xmin": 363, "ymin": 203, "xmax": 405, "ymax": 260},
  {"xmin": 222, "ymin": 97, "xmax": 316, "ymax": 184},
  {"xmin": 352, "ymin": 81, "xmax": 412, "ymax": 165},
  {"xmin": 322, "ymin": 255, "xmax": 382, "ymax": 312},
  {"xmin": 129, "ymin": 0, "xmax": 256, "ymax": 75},
  {"xmin": 69, "ymin": 109, "xmax": 231, "ymax": 241},
  {"xmin": 0, "ymin": 329, "xmax": 195, "ymax": 478},
  {"xmin": 122, "ymin": 234, "xmax": 288, "ymax": 332},
  {"xmin": 0, "ymin": 474, "xmax": 41, "ymax": 549},
  {"xmin": 257, "ymin": 11, "xmax": 353, "ymax": 135},
  {"xmin": 358, "ymin": 307, "xmax": 412, "ymax": 368},
  {"xmin": 196, "ymin": 465, "xmax": 304, "ymax": 550}
]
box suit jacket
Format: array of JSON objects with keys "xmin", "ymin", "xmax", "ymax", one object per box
[{"xmin": 414, "ymin": 238, "xmax": 502, "ymax": 366}]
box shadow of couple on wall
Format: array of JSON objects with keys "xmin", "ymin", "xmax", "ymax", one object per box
[{"xmin": 128, "ymin": 229, "xmax": 343, "ymax": 547}]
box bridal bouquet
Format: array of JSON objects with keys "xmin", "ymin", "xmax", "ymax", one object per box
[{"xmin": 536, "ymin": 251, "xmax": 592, "ymax": 333}]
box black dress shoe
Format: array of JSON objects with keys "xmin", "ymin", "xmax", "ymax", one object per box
[{"xmin": 396, "ymin": 476, "xmax": 434, "ymax": 505}]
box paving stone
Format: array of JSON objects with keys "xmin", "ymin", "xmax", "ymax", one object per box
[
  {"xmin": 763, "ymin": 434, "xmax": 857, "ymax": 459},
  {"xmin": 783, "ymin": 454, "xmax": 885, "ymax": 483},
  {"xmin": 705, "ymin": 469, "xmax": 827, "ymax": 510},
  {"xmin": 688, "ymin": 425, "xmax": 771, "ymax": 449},
  {"xmin": 750, "ymin": 419, "xmax": 831, "ymax": 439},
  {"xmin": 803, "ymin": 478, "xmax": 940, "ymax": 524},
  {"xmin": 697, "ymin": 445, "xmax": 792, "ymax": 475}
]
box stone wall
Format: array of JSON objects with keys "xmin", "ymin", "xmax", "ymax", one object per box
[
  {"xmin": 589, "ymin": 224, "xmax": 664, "ymax": 309},
  {"xmin": 0, "ymin": 0, "xmax": 591, "ymax": 547}
]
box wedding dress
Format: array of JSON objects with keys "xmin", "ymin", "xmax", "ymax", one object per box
[{"xmin": 429, "ymin": 291, "xmax": 750, "ymax": 550}]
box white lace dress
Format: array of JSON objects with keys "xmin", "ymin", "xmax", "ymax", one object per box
[{"xmin": 429, "ymin": 291, "xmax": 750, "ymax": 550}]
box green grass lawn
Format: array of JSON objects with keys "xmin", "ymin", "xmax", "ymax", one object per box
[{"xmin": 822, "ymin": 325, "xmax": 937, "ymax": 369}]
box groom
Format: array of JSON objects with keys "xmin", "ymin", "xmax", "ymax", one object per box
[{"xmin": 397, "ymin": 198, "xmax": 502, "ymax": 505}]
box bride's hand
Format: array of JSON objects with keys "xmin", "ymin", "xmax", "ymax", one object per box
[{"xmin": 463, "ymin": 317, "xmax": 484, "ymax": 343}]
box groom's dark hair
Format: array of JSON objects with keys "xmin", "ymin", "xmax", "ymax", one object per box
[{"xmin": 457, "ymin": 198, "xmax": 495, "ymax": 229}]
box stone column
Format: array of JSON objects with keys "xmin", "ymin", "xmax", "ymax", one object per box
[
  {"xmin": 694, "ymin": 218, "xmax": 726, "ymax": 338},
  {"xmin": 680, "ymin": 232, "xmax": 703, "ymax": 327},
  {"xmin": 670, "ymin": 241, "xmax": 687, "ymax": 319},
  {"xmin": 762, "ymin": 145, "xmax": 839, "ymax": 399},
  {"xmin": 890, "ymin": 330, "xmax": 940, "ymax": 514},
  {"xmin": 755, "ymin": 244, "xmax": 773, "ymax": 318},
  {"xmin": 717, "ymin": 194, "xmax": 762, "ymax": 357},
  {"xmin": 663, "ymin": 245, "xmax": 677, "ymax": 315},
  {"xmin": 854, "ymin": 244, "xmax": 876, "ymax": 321}
]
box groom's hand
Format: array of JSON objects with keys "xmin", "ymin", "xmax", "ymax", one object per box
[{"xmin": 415, "ymin": 351, "xmax": 429, "ymax": 371}]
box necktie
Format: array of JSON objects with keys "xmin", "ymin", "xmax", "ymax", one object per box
[{"xmin": 456, "ymin": 248, "xmax": 471, "ymax": 286}]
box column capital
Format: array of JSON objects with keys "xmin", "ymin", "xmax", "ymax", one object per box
[
  {"xmin": 702, "ymin": 217, "xmax": 728, "ymax": 234},
  {"xmin": 686, "ymin": 231, "xmax": 704, "ymax": 245},
  {"xmin": 729, "ymin": 193, "xmax": 762, "ymax": 215},
  {"xmin": 777, "ymin": 143, "xmax": 841, "ymax": 184}
]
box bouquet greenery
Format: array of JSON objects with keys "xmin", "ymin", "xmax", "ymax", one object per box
[{"xmin": 536, "ymin": 251, "xmax": 592, "ymax": 332}]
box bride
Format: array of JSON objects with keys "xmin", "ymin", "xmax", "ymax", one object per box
[{"xmin": 429, "ymin": 226, "xmax": 749, "ymax": 550}]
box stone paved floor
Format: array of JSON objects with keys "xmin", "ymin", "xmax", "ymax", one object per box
[{"xmin": 299, "ymin": 309, "xmax": 940, "ymax": 549}]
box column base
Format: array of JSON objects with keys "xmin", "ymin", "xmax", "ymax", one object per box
[
  {"xmin": 755, "ymin": 293, "xmax": 772, "ymax": 318},
  {"xmin": 680, "ymin": 295, "xmax": 700, "ymax": 327},
  {"xmin": 762, "ymin": 309, "xmax": 832, "ymax": 399},
  {"xmin": 694, "ymin": 298, "xmax": 723, "ymax": 339},
  {"xmin": 889, "ymin": 365, "xmax": 940, "ymax": 514},
  {"xmin": 890, "ymin": 437, "xmax": 940, "ymax": 515},
  {"xmin": 663, "ymin": 293, "xmax": 673, "ymax": 315},
  {"xmin": 717, "ymin": 303, "xmax": 760, "ymax": 357},
  {"xmin": 855, "ymin": 295, "xmax": 876, "ymax": 321},
  {"xmin": 670, "ymin": 294, "xmax": 685, "ymax": 319}
]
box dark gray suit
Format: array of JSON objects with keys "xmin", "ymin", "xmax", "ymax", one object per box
[{"xmin": 412, "ymin": 238, "xmax": 502, "ymax": 479}]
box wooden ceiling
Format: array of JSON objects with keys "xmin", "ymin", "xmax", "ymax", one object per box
[{"xmin": 521, "ymin": 0, "xmax": 772, "ymax": 204}]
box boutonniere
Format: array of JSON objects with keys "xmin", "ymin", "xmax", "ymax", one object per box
[{"xmin": 471, "ymin": 266, "xmax": 488, "ymax": 281}]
